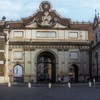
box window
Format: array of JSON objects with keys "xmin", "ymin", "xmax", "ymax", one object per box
[
  {"xmin": 70, "ymin": 51, "xmax": 78, "ymax": 59},
  {"xmin": 13, "ymin": 51, "xmax": 23, "ymax": 60},
  {"xmin": 0, "ymin": 50, "xmax": 4, "ymax": 52},
  {"xmin": 68, "ymin": 32, "xmax": 78, "ymax": 38},
  {"xmin": 13, "ymin": 31, "xmax": 23, "ymax": 38},
  {"xmin": 0, "ymin": 36, "xmax": 5, "ymax": 38},
  {"xmin": 0, "ymin": 61, "xmax": 4, "ymax": 64}
]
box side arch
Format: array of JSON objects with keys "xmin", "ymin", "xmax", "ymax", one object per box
[
  {"xmin": 69, "ymin": 64, "xmax": 79, "ymax": 82},
  {"xmin": 13, "ymin": 64, "xmax": 24, "ymax": 82}
]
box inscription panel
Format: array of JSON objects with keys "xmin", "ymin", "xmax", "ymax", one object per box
[
  {"xmin": 13, "ymin": 31, "xmax": 23, "ymax": 38},
  {"xmin": 13, "ymin": 51, "xmax": 23, "ymax": 60},
  {"xmin": 68, "ymin": 32, "xmax": 78, "ymax": 38},
  {"xmin": 36, "ymin": 31, "xmax": 56, "ymax": 38},
  {"xmin": 70, "ymin": 51, "xmax": 79, "ymax": 59}
]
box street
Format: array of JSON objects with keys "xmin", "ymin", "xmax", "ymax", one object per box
[{"xmin": 0, "ymin": 84, "xmax": 100, "ymax": 100}]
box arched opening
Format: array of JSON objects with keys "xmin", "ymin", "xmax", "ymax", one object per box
[
  {"xmin": 37, "ymin": 51, "xmax": 56, "ymax": 83},
  {"xmin": 69, "ymin": 64, "xmax": 79, "ymax": 82},
  {"xmin": 13, "ymin": 65, "xmax": 23, "ymax": 82}
]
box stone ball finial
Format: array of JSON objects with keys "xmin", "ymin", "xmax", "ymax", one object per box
[
  {"xmin": 39, "ymin": 1, "xmax": 52, "ymax": 11},
  {"xmin": 2, "ymin": 16, "xmax": 6, "ymax": 21}
]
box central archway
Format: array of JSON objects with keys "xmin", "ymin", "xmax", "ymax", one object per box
[{"xmin": 37, "ymin": 51, "xmax": 56, "ymax": 83}]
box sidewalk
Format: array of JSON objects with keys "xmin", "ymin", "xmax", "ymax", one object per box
[{"xmin": 0, "ymin": 82, "xmax": 100, "ymax": 87}]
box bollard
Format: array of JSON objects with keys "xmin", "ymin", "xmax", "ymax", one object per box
[
  {"xmin": 8, "ymin": 82, "xmax": 11, "ymax": 87},
  {"xmin": 89, "ymin": 82, "xmax": 91, "ymax": 87},
  {"xmin": 68, "ymin": 82, "xmax": 71, "ymax": 88},
  {"xmin": 48, "ymin": 83, "xmax": 51, "ymax": 88},
  {"xmin": 28, "ymin": 83, "xmax": 31, "ymax": 88}
]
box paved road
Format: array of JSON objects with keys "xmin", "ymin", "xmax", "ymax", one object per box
[{"xmin": 0, "ymin": 85, "xmax": 100, "ymax": 100}]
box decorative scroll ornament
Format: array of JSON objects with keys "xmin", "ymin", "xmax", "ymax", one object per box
[
  {"xmin": 36, "ymin": 11, "xmax": 56, "ymax": 28},
  {"xmin": 41, "ymin": 11, "xmax": 51, "ymax": 26}
]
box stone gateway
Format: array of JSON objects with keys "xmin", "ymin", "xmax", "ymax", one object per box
[{"xmin": 0, "ymin": 1, "xmax": 93, "ymax": 83}]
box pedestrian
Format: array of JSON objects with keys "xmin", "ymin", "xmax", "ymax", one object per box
[{"xmin": 58, "ymin": 77, "xmax": 61, "ymax": 83}]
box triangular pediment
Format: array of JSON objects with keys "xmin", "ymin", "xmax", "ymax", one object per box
[{"xmin": 23, "ymin": 1, "xmax": 70, "ymax": 28}]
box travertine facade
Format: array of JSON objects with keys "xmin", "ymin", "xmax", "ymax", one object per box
[
  {"xmin": 0, "ymin": 1, "xmax": 93, "ymax": 83},
  {"xmin": 92, "ymin": 13, "xmax": 100, "ymax": 81}
]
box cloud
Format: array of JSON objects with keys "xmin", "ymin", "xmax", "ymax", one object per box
[
  {"xmin": 0, "ymin": 1, "xmax": 22, "ymax": 11},
  {"xmin": 78, "ymin": 0, "xmax": 100, "ymax": 9},
  {"xmin": 0, "ymin": 0, "xmax": 22, "ymax": 20},
  {"xmin": 0, "ymin": 0, "xmax": 99, "ymax": 22}
]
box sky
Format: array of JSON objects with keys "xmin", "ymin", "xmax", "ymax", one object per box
[{"xmin": 0, "ymin": 0, "xmax": 100, "ymax": 22}]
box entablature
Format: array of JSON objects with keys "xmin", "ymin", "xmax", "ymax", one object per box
[{"xmin": 9, "ymin": 41, "xmax": 90, "ymax": 51}]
